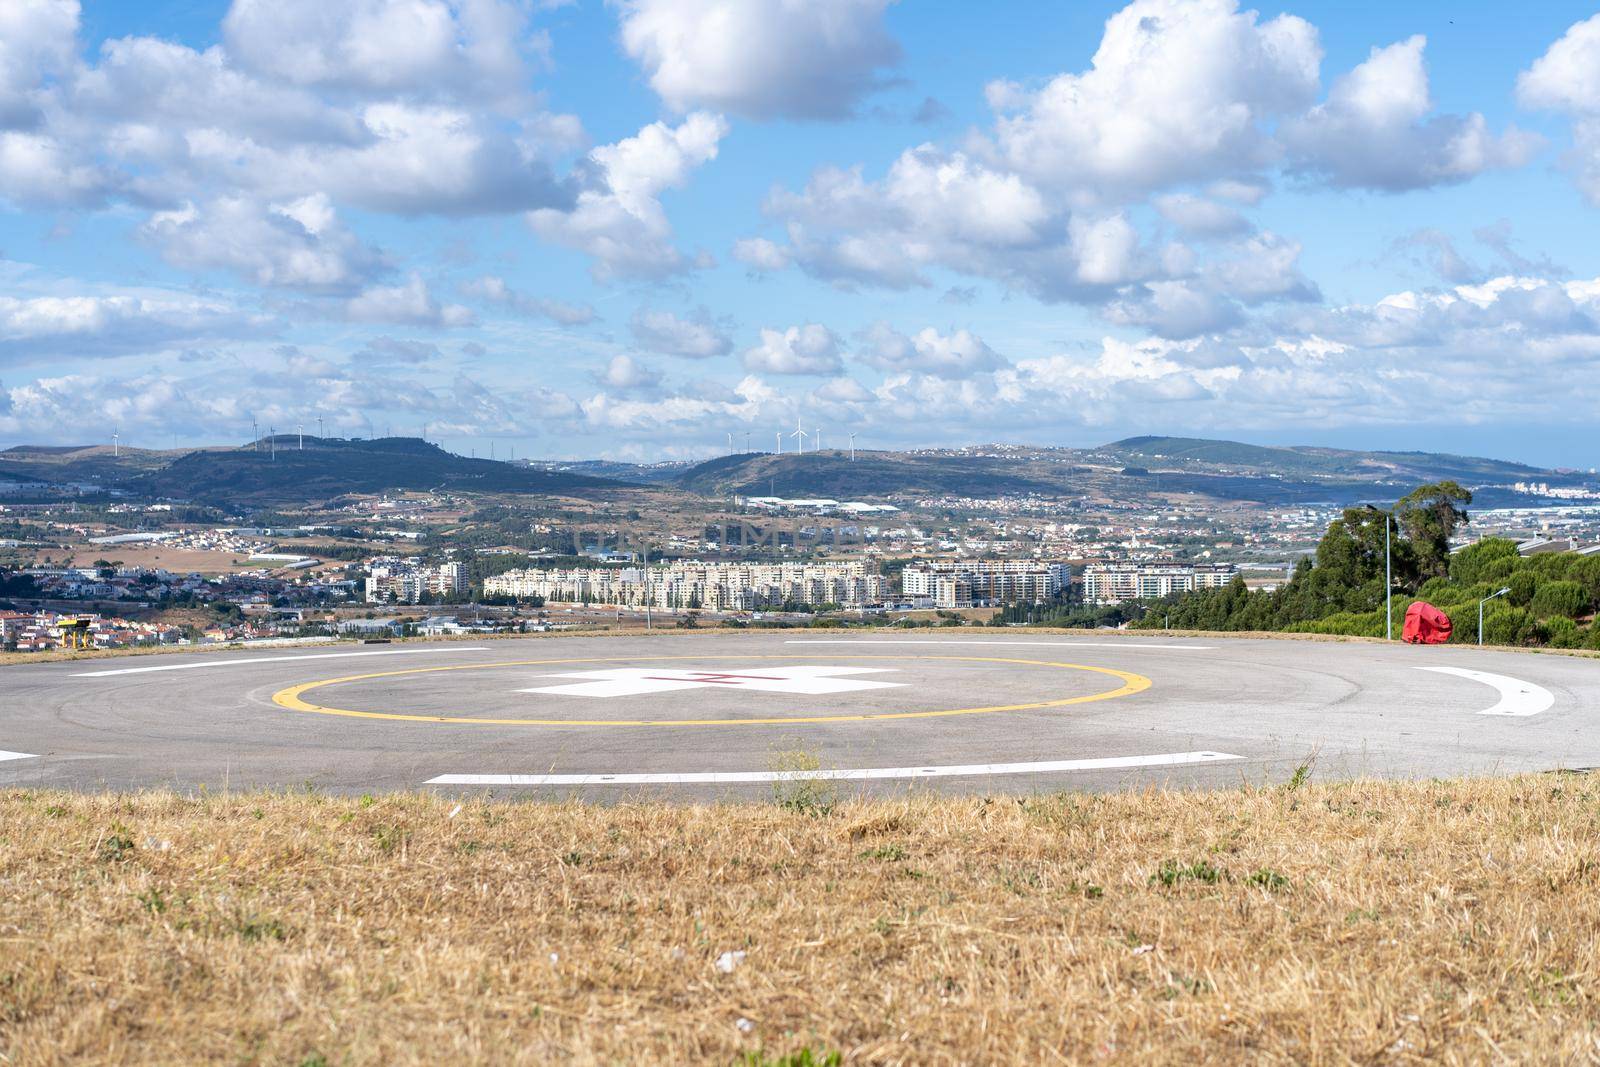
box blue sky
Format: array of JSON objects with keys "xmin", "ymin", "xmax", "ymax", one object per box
[{"xmin": 3, "ymin": 0, "xmax": 1600, "ymax": 468}]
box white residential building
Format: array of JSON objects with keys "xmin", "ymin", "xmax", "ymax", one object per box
[
  {"xmin": 900, "ymin": 560, "xmax": 1070, "ymax": 609},
  {"xmin": 1079, "ymin": 562, "xmax": 1237, "ymax": 605},
  {"xmin": 485, "ymin": 560, "xmax": 886, "ymax": 610}
]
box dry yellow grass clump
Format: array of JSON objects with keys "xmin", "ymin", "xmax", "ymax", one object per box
[{"xmin": 2, "ymin": 776, "xmax": 1598, "ymax": 1065}]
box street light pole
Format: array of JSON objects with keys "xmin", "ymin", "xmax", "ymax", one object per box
[
  {"xmin": 1385, "ymin": 511, "xmax": 1392, "ymax": 641},
  {"xmin": 1479, "ymin": 587, "xmax": 1511, "ymax": 647}
]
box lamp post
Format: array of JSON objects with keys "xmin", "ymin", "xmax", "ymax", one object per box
[
  {"xmin": 1478, "ymin": 587, "xmax": 1511, "ymax": 647},
  {"xmin": 1366, "ymin": 505, "xmax": 1394, "ymax": 640}
]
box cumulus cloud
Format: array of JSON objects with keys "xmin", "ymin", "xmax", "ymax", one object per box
[
  {"xmin": 597, "ymin": 353, "xmax": 662, "ymax": 390},
  {"xmin": 858, "ymin": 323, "xmax": 1007, "ymax": 379},
  {"xmin": 221, "ymin": 0, "xmax": 533, "ymax": 103},
  {"xmin": 0, "ymin": 291, "xmax": 271, "ymax": 361},
  {"xmin": 0, "ymin": 2, "xmax": 578, "ymax": 216},
  {"xmin": 629, "ymin": 307, "xmax": 731, "ymax": 358},
  {"xmin": 528, "ymin": 112, "xmax": 728, "ymax": 280},
  {"xmin": 983, "ymin": 0, "xmax": 1319, "ymax": 199},
  {"xmin": 0, "ymin": 0, "xmax": 79, "ymax": 130},
  {"xmin": 742, "ymin": 324, "xmax": 844, "ymax": 375},
  {"xmin": 1282, "ymin": 36, "xmax": 1538, "ymax": 190},
  {"xmin": 459, "ymin": 275, "xmax": 596, "ymax": 325},
  {"xmin": 616, "ymin": 0, "xmax": 899, "ymax": 120},
  {"xmin": 731, "ymin": 236, "xmax": 792, "ymax": 272},
  {"xmin": 1519, "ymin": 14, "xmax": 1600, "ymax": 204},
  {"xmin": 139, "ymin": 194, "xmax": 385, "ymax": 292},
  {"xmin": 345, "ymin": 274, "xmax": 475, "ymax": 327}
]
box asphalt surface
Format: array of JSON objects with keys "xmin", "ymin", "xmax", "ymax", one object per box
[{"xmin": 2, "ymin": 631, "xmax": 1598, "ymax": 798}]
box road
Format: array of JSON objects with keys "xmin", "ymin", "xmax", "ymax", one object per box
[{"xmin": 2, "ymin": 632, "xmax": 1596, "ymax": 797}]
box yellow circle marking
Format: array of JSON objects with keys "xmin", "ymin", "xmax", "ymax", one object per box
[{"xmin": 270, "ymin": 654, "xmax": 1151, "ymax": 727}]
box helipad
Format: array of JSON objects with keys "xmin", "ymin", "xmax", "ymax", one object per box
[{"xmin": 0, "ymin": 631, "xmax": 1595, "ymax": 795}]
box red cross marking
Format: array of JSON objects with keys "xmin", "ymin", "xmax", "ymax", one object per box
[{"xmin": 642, "ymin": 672, "xmax": 785, "ymax": 684}]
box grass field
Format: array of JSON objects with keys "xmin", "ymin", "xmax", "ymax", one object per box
[{"xmin": 2, "ymin": 775, "xmax": 1597, "ymax": 1064}]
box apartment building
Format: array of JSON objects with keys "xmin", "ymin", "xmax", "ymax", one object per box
[
  {"xmin": 485, "ymin": 560, "xmax": 886, "ymax": 610},
  {"xmin": 365, "ymin": 561, "xmax": 466, "ymax": 603},
  {"xmin": 900, "ymin": 559, "xmax": 1070, "ymax": 609},
  {"xmin": 1079, "ymin": 562, "xmax": 1237, "ymax": 605}
]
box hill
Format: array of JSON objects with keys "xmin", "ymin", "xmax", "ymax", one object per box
[
  {"xmin": 675, "ymin": 437, "xmax": 1597, "ymax": 506},
  {"xmin": 125, "ymin": 437, "xmax": 623, "ymax": 504}
]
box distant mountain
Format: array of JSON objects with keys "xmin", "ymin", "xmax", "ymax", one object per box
[
  {"xmin": 122, "ymin": 437, "xmax": 623, "ymax": 504},
  {"xmin": 674, "ymin": 438, "xmax": 1597, "ymax": 507},
  {"xmin": 1100, "ymin": 436, "xmax": 1554, "ymax": 483},
  {"xmin": 0, "ymin": 443, "xmax": 198, "ymax": 485},
  {"xmin": 523, "ymin": 458, "xmax": 695, "ymax": 485}
]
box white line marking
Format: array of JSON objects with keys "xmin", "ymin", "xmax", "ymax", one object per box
[
  {"xmin": 0, "ymin": 751, "xmax": 38, "ymax": 763},
  {"xmin": 426, "ymin": 751, "xmax": 1242, "ymax": 786},
  {"xmin": 1415, "ymin": 666, "xmax": 1556, "ymax": 716},
  {"xmin": 72, "ymin": 647, "xmax": 492, "ymax": 677},
  {"xmin": 786, "ymin": 639, "xmax": 1214, "ymax": 650}
]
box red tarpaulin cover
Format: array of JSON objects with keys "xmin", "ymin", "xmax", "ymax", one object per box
[{"xmin": 1403, "ymin": 601, "xmax": 1453, "ymax": 644}]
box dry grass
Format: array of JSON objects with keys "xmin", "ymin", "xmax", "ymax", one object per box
[{"xmin": 2, "ymin": 776, "xmax": 1598, "ymax": 1065}]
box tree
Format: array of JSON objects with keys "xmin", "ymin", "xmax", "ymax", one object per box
[{"xmin": 1394, "ymin": 481, "xmax": 1471, "ymax": 579}]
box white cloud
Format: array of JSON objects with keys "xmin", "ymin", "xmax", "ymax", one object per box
[
  {"xmin": 139, "ymin": 195, "xmax": 385, "ymax": 292},
  {"xmin": 629, "ymin": 307, "xmax": 731, "ymax": 358},
  {"xmin": 460, "ymin": 275, "xmax": 595, "ymax": 325},
  {"xmin": 742, "ymin": 324, "xmax": 844, "ymax": 375},
  {"xmin": 732, "ymin": 236, "xmax": 791, "ymax": 272},
  {"xmin": 859, "ymin": 323, "xmax": 1007, "ymax": 379},
  {"xmin": 0, "ymin": 0, "xmax": 79, "ymax": 130},
  {"xmin": 598, "ymin": 353, "xmax": 662, "ymax": 390},
  {"xmin": 1282, "ymin": 36, "xmax": 1538, "ymax": 190},
  {"xmin": 984, "ymin": 0, "xmax": 1320, "ymax": 199},
  {"xmin": 0, "ymin": 291, "xmax": 270, "ymax": 360},
  {"xmin": 221, "ymin": 0, "xmax": 532, "ymax": 103},
  {"xmin": 1154, "ymin": 193, "xmax": 1250, "ymax": 237},
  {"xmin": 346, "ymin": 274, "xmax": 475, "ymax": 327},
  {"xmin": 0, "ymin": 7, "xmax": 577, "ymax": 216},
  {"xmin": 1519, "ymin": 14, "xmax": 1600, "ymax": 205},
  {"xmin": 528, "ymin": 112, "xmax": 728, "ymax": 280},
  {"xmin": 616, "ymin": 0, "xmax": 899, "ymax": 120}
]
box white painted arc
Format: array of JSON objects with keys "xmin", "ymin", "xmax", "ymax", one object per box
[
  {"xmin": 0, "ymin": 751, "xmax": 38, "ymax": 763},
  {"xmin": 73, "ymin": 647, "xmax": 492, "ymax": 678},
  {"xmin": 1415, "ymin": 666, "xmax": 1556, "ymax": 716},
  {"xmin": 426, "ymin": 751, "xmax": 1242, "ymax": 787},
  {"xmin": 786, "ymin": 640, "xmax": 1214, "ymax": 650}
]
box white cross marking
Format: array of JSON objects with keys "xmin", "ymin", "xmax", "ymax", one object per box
[{"xmin": 517, "ymin": 665, "xmax": 906, "ymax": 698}]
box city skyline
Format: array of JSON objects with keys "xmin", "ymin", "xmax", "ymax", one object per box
[{"xmin": 3, "ymin": 0, "xmax": 1600, "ymax": 466}]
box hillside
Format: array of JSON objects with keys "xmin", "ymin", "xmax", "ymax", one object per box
[
  {"xmin": 675, "ymin": 437, "xmax": 1598, "ymax": 506},
  {"xmin": 126, "ymin": 437, "xmax": 622, "ymax": 504},
  {"xmin": 1102, "ymin": 436, "xmax": 1555, "ymax": 482}
]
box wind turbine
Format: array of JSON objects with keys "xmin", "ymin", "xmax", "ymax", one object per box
[
  {"xmin": 775, "ymin": 432, "xmax": 782, "ymax": 455},
  {"xmin": 269, "ymin": 426, "xmax": 277, "ymax": 461},
  {"xmin": 251, "ymin": 417, "xmax": 259, "ymax": 451},
  {"xmin": 790, "ymin": 417, "xmax": 807, "ymax": 454},
  {"xmin": 815, "ymin": 427, "xmax": 822, "ymax": 452},
  {"xmin": 727, "ymin": 431, "xmax": 734, "ymax": 453},
  {"xmin": 297, "ymin": 423, "xmax": 303, "ymax": 450},
  {"xmin": 849, "ymin": 432, "xmax": 857, "ymax": 462},
  {"xmin": 112, "ymin": 429, "xmax": 119, "ymax": 458},
  {"xmin": 744, "ymin": 431, "xmax": 751, "ymax": 452},
  {"xmin": 317, "ymin": 416, "xmax": 325, "ymax": 440}
]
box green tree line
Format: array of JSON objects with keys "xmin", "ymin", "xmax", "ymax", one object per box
[{"xmin": 1132, "ymin": 482, "xmax": 1600, "ymax": 649}]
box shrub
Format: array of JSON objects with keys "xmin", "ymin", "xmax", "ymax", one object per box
[
  {"xmin": 1545, "ymin": 616, "xmax": 1580, "ymax": 648},
  {"xmin": 1507, "ymin": 570, "xmax": 1538, "ymax": 608},
  {"xmin": 1530, "ymin": 580, "xmax": 1590, "ymax": 620}
]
